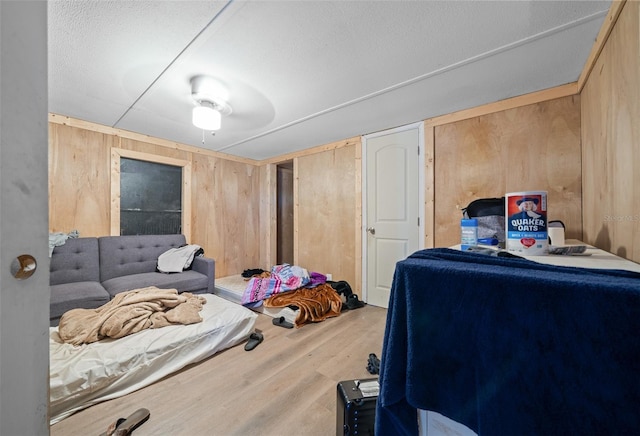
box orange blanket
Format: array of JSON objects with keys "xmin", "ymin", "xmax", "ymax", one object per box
[{"xmin": 263, "ymin": 283, "xmax": 342, "ymax": 327}]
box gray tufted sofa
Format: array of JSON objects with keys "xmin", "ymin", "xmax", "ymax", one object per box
[{"xmin": 49, "ymin": 234, "xmax": 215, "ymax": 326}]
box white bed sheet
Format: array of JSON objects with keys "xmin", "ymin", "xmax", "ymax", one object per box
[
  {"xmin": 49, "ymin": 294, "xmax": 257, "ymax": 425},
  {"xmin": 214, "ymin": 274, "xmax": 298, "ymax": 324}
]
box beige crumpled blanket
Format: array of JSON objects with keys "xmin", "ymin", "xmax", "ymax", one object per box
[{"xmin": 58, "ymin": 286, "xmax": 207, "ymax": 346}]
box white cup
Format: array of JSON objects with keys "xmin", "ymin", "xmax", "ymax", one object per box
[{"xmin": 548, "ymin": 227, "xmax": 565, "ymax": 246}]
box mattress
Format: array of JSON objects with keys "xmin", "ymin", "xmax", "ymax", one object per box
[
  {"xmin": 49, "ymin": 293, "xmax": 257, "ymax": 425},
  {"xmin": 214, "ymin": 274, "xmax": 298, "ymax": 324}
]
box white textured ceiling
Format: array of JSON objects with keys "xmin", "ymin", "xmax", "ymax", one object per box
[{"xmin": 48, "ymin": 0, "xmax": 611, "ymax": 160}]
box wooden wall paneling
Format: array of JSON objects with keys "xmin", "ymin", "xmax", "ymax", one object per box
[
  {"xmin": 49, "ymin": 114, "xmax": 260, "ymax": 166},
  {"xmin": 435, "ymin": 118, "xmax": 507, "ymax": 247},
  {"xmin": 49, "ymin": 120, "xmax": 263, "ymax": 274},
  {"xmin": 191, "ymin": 155, "xmax": 261, "ymax": 278},
  {"xmin": 119, "ymin": 137, "xmax": 191, "ymax": 161},
  {"xmin": 434, "ymin": 96, "xmax": 582, "ymax": 247},
  {"xmin": 578, "ymin": 0, "xmax": 627, "ymax": 91},
  {"xmin": 614, "ymin": 0, "xmax": 639, "ymax": 263},
  {"xmin": 190, "ymin": 154, "xmax": 216, "ymax": 270},
  {"xmin": 581, "ymin": 0, "xmax": 639, "ymax": 262},
  {"xmin": 110, "ymin": 148, "xmax": 121, "ymax": 237},
  {"xmin": 426, "ymin": 83, "xmax": 578, "ymax": 127},
  {"xmin": 503, "ymin": 96, "xmax": 582, "ymax": 238},
  {"xmin": 581, "ymin": 6, "xmax": 606, "ymax": 251},
  {"xmin": 296, "ymin": 144, "xmax": 357, "ymax": 291},
  {"xmin": 423, "ymin": 123, "xmax": 435, "ymax": 248},
  {"xmin": 261, "ymin": 137, "xmax": 360, "ymax": 165},
  {"xmin": 48, "ymin": 123, "xmax": 114, "ymax": 236}
]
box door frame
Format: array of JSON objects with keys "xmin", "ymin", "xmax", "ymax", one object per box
[{"xmin": 361, "ymin": 122, "xmax": 425, "ymax": 303}]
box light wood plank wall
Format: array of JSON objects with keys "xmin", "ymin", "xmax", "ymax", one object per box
[
  {"xmin": 48, "ymin": 90, "xmax": 583, "ymax": 288},
  {"xmin": 49, "ymin": 123, "xmax": 114, "ymax": 237},
  {"xmin": 258, "ymin": 163, "xmax": 277, "ymax": 270},
  {"xmin": 190, "ymin": 153, "xmax": 262, "ymax": 277},
  {"xmin": 581, "ymin": 0, "xmax": 639, "ymax": 262},
  {"xmin": 432, "ymin": 95, "xmax": 582, "ymax": 247},
  {"xmin": 294, "ymin": 140, "xmax": 359, "ymax": 289},
  {"xmin": 48, "ymin": 120, "xmax": 263, "ymax": 278}
]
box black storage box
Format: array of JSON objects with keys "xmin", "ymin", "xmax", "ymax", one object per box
[{"xmin": 336, "ymin": 378, "xmax": 379, "ymax": 435}]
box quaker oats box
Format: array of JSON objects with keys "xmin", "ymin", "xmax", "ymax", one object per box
[{"xmin": 505, "ymin": 191, "xmax": 548, "ymax": 255}]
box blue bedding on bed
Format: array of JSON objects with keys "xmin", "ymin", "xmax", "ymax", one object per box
[{"xmin": 376, "ymin": 248, "xmax": 640, "ymax": 435}]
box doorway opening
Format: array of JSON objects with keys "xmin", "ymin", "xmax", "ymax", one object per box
[{"xmin": 277, "ymin": 161, "xmax": 294, "ymax": 265}]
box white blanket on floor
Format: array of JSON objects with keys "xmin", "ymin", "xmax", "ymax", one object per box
[{"xmin": 215, "ymin": 274, "xmax": 298, "ymax": 324}]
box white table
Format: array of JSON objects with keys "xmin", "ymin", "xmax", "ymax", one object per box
[{"xmin": 451, "ymin": 239, "xmax": 640, "ymax": 273}]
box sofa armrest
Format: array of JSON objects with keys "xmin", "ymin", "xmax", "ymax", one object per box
[{"xmin": 192, "ymin": 256, "xmax": 215, "ymax": 293}]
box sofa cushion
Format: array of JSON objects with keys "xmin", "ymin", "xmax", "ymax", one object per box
[
  {"xmin": 50, "ymin": 281, "xmax": 110, "ymax": 326},
  {"xmin": 50, "ymin": 237, "xmax": 100, "ymax": 285},
  {"xmin": 101, "ymin": 270, "xmax": 209, "ymax": 298},
  {"xmin": 99, "ymin": 234, "xmax": 186, "ymax": 282}
]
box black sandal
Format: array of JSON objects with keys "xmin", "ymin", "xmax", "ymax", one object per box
[
  {"xmin": 100, "ymin": 408, "xmax": 150, "ymax": 436},
  {"xmin": 244, "ymin": 331, "xmax": 264, "ymax": 351},
  {"xmin": 272, "ymin": 316, "xmax": 294, "ymax": 329}
]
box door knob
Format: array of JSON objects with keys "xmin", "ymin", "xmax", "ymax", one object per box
[
  {"xmin": 10, "ymin": 254, "xmax": 37, "ymax": 280},
  {"xmin": 366, "ymin": 227, "xmax": 376, "ymax": 235}
]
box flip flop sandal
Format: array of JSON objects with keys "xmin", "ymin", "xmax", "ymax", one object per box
[
  {"xmin": 100, "ymin": 408, "xmax": 150, "ymax": 436},
  {"xmin": 101, "ymin": 418, "xmax": 127, "ymax": 436},
  {"xmin": 272, "ymin": 316, "xmax": 294, "ymax": 329},
  {"xmin": 244, "ymin": 331, "xmax": 263, "ymax": 351}
]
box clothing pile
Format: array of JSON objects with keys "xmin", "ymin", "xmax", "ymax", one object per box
[
  {"xmin": 241, "ymin": 264, "xmax": 324, "ymax": 307},
  {"xmin": 240, "ymin": 264, "xmax": 364, "ymax": 327}
]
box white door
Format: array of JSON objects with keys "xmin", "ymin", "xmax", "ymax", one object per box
[
  {"xmin": 0, "ymin": 2, "xmax": 49, "ymax": 434},
  {"xmin": 363, "ymin": 124, "xmax": 423, "ymax": 308}
]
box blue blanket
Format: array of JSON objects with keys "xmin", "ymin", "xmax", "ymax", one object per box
[{"xmin": 376, "ymin": 248, "xmax": 640, "ymax": 435}]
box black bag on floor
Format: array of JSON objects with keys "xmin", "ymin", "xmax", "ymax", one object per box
[
  {"xmin": 328, "ymin": 281, "xmax": 365, "ymax": 310},
  {"xmin": 328, "ymin": 280, "xmax": 353, "ymax": 297}
]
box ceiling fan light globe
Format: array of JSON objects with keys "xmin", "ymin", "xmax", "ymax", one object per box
[{"xmin": 192, "ymin": 105, "xmax": 221, "ymax": 131}]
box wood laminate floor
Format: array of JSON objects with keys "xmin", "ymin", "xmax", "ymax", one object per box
[{"xmin": 50, "ymin": 304, "xmax": 388, "ymax": 436}]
